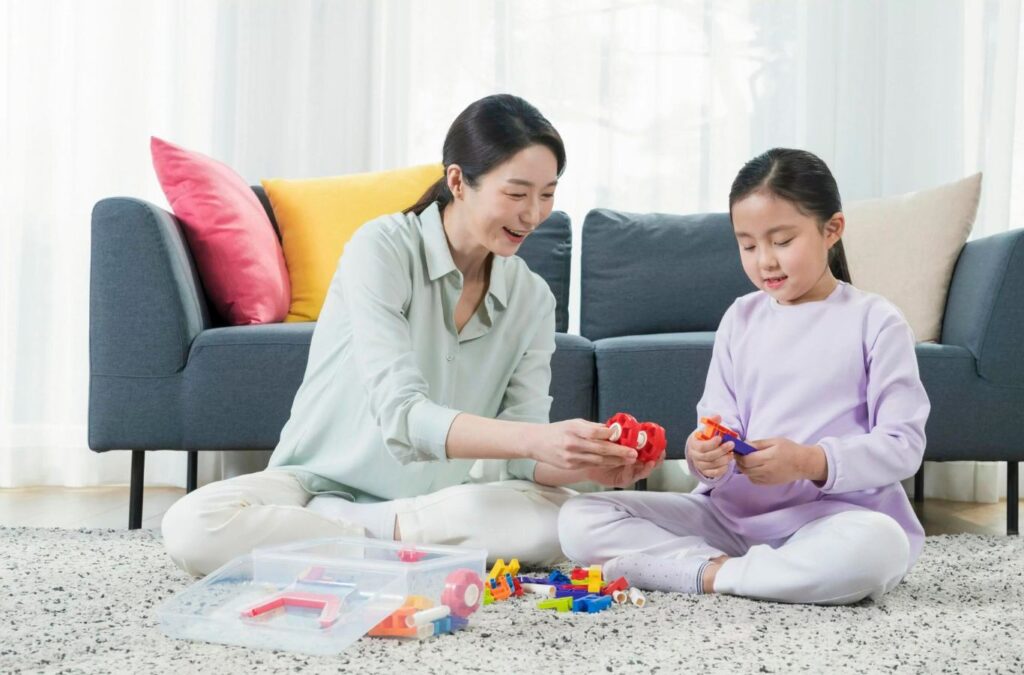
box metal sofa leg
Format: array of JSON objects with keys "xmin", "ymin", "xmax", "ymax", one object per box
[
  {"xmin": 1009, "ymin": 461, "xmax": 1019, "ymax": 536},
  {"xmin": 914, "ymin": 464, "xmax": 925, "ymax": 504},
  {"xmin": 129, "ymin": 450, "xmax": 145, "ymax": 530},
  {"xmin": 186, "ymin": 450, "xmax": 198, "ymax": 493},
  {"xmin": 635, "ymin": 478, "xmax": 648, "ymax": 491}
]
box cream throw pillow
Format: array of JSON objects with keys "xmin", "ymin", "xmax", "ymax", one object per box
[{"xmin": 842, "ymin": 173, "xmax": 981, "ymax": 342}]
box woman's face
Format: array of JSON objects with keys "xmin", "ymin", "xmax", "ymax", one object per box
[
  {"xmin": 730, "ymin": 190, "xmax": 843, "ymax": 305},
  {"xmin": 449, "ymin": 144, "xmax": 559, "ymax": 257}
]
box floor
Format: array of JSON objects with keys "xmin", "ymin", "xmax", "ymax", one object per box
[{"xmin": 0, "ymin": 486, "xmax": 1020, "ymax": 535}]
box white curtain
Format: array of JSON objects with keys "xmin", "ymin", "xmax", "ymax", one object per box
[{"xmin": 1, "ymin": 0, "xmax": 1021, "ymax": 500}]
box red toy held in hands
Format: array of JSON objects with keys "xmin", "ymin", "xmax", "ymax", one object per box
[{"xmin": 605, "ymin": 413, "xmax": 667, "ymax": 463}]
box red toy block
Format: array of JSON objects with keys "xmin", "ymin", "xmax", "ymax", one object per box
[
  {"xmin": 601, "ymin": 576, "xmax": 629, "ymax": 596},
  {"xmin": 240, "ymin": 590, "xmax": 341, "ymax": 629},
  {"xmin": 570, "ymin": 567, "xmax": 589, "ymax": 580},
  {"xmin": 635, "ymin": 422, "xmax": 667, "ymax": 463}
]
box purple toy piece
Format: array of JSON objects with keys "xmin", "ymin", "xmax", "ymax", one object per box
[{"xmin": 722, "ymin": 431, "xmax": 758, "ymax": 456}]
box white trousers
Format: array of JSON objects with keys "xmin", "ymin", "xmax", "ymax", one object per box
[
  {"xmin": 161, "ymin": 468, "xmax": 574, "ymax": 577},
  {"xmin": 558, "ymin": 491, "xmax": 911, "ymax": 605}
]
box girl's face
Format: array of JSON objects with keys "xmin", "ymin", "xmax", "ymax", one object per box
[
  {"xmin": 730, "ymin": 190, "xmax": 845, "ymax": 305},
  {"xmin": 447, "ymin": 144, "xmax": 559, "ymax": 258}
]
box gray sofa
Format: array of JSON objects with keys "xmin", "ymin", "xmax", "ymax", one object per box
[{"xmin": 90, "ymin": 193, "xmax": 1024, "ymax": 533}]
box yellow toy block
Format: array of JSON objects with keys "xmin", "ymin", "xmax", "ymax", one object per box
[
  {"xmin": 488, "ymin": 559, "xmax": 507, "ymax": 580},
  {"xmin": 587, "ymin": 565, "xmax": 603, "ymax": 593}
]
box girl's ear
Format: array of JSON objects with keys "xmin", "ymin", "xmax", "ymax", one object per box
[
  {"xmin": 825, "ymin": 212, "xmax": 845, "ymax": 247},
  {"xmin": 446, "ymin": 165, "xmax": 464, "ymax": 199}
]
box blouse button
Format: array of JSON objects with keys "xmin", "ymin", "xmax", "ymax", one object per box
[{"xmin": 446, "ymin": 354, "xmax": 455, "ymax": 362}]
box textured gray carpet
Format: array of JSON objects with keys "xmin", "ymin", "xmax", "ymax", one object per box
[{"xmin": 1, "ymin": 527, "xmax": 1022, "ymax": 674}]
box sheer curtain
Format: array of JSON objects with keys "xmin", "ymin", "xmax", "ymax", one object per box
[{"xmin": 1, "ymin": 0, "xmax": 1021, "ymax": 500}]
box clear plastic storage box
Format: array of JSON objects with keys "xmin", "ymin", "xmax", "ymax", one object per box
[{"xmin": 158, "ymin": 537, "xmax": 487, "ymax": 655}]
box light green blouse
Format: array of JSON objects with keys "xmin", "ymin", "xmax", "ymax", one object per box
[{"xmin": 269, "ymin": 202, "xmax": 555, "ymax": 502}]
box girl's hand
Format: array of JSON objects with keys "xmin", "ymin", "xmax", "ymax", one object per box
[
  {"xmin": 584, "ymin": 458, "xmax": 660, "ymax": 488},
  {"xmin": 686, "ymin": 417, "xmax": 734, "ymax": 479},
  {"xmin": 735, "ymin": 438, "xmax": 827, "ymax": 485},
  {"xmin": 527, "ymin": 419, "xmax": 637, "ymax": 471}
]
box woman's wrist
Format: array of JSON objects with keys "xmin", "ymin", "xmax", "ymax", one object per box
[{"xmin": 516, "ymin": 422, "xmax": 541, "ymax": 462}]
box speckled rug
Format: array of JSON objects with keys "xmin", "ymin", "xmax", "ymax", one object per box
[{"xmin": 1, "ymin": 528, "xmax": 1022, "ymax": 674}]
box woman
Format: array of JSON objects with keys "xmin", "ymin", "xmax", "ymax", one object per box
[{"xmin": 162, "ymin": 95, "xmax": 659, "ymax": 576}]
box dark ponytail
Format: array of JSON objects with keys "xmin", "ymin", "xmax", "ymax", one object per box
[
  {"xmin": 728, "ymin": 148, "xmax": 851, "ymax": 284},
  {"xmin": 406, "ymin": 94, "xmax": 566, "ymax": 215}
]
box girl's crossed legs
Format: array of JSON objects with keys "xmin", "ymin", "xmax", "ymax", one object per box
[{"xmin": 558, "ymin": 490, "xmax": 909, "ymax": 605}]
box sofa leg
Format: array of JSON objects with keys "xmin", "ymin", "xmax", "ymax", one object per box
[
  {"xmin": 1008, "ymin": 461, "xmax": 1019, "ymax": 536},
  {"xmin": 186, "ymin": 450, "xmax": 198, "ymax": 493},
  {"xmin": 635, "ymin": 478, "xmax": 648, "ymax": 491},
  {"xmin": 129, "ymin": 450, "xmax": 145, "ymax": 530},
  {"xmin": 914, "ymin": 464, "xmax": 925, "ymax": 504}
]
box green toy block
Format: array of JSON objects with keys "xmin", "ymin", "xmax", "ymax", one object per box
[{"xmin": 537, "ymin": 597, "xmax": 572, "ymax": 612}]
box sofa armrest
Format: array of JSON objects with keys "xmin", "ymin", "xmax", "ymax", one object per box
[
  {"xmin": 940, "ymin": 228, "xmax": 1024, "ymax": 387},
  {"xmin": 90, "ymin": 198, "xmax": 211, "ymax": 377}
]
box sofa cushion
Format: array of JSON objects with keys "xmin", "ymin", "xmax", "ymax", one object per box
[
  {"xmin": 515, "ymin": 211, "xmax": 573, "ymax": 333},
  {"xmin": 182, "ymin": 326, "xmax": 594, "ymax": 448},
  {"xmin": 843, "ymin": 174, "xmax": 981, "ymax": 342},
  {"xmin": 150, "ymin": 137, "xmax": 290, "ymax": 325},
  {"xmin": 580, "ymin": 210, "xmax": 754, "ymax": 340},
  {"xmin": 261, "ymin": 164, "xmax": 443, "ymax": 323}
]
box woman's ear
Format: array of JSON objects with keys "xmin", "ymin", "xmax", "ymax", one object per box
[
  {"xmin": 825, "ymin": 212, "xmax": 845, "ymax": 247},
  {"xmin": 446, "ymin": 165, "xmax": 464, "ymax": 200}
]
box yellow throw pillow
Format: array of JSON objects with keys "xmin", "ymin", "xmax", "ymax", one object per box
[{"xmin": 262, "ymin": 164, "xmax": 443, "ymax": 322}]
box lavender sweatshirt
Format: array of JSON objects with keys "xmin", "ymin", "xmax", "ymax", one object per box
[{"xmin": 689, "ymin": 282, "xmax": 930, "ymax": 566}]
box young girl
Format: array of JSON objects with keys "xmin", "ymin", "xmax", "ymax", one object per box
[{"xmin": 558, "ymin": 148, "xmax": 930, "ymax": 604}]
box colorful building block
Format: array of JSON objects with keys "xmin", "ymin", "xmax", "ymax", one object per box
[
  {"xmin": 628, "ymin": 587, "xmax": 647, "ymax": 607},
  {"xmin": 587, "ymin": 565, "xmax": 603, "ymax": 593},
  {"xmin": 601, "ymin": 577, "xmax": 628, "ymax": 596},
  {"xmin": 547, "ymin": 571, "xmax": 571, "ymax": 585},
  {"xmin": 537, "ymin": 597, "xmax": 573, "ymax": 612}
]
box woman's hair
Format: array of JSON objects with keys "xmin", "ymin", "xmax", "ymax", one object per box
[
  {"xmin": 728, "ymin": 148, "xmax": 851, "ymax": 284},
  {"xmin": 405, "ymin": 94, "xmax": 566, "ymax": 215}
]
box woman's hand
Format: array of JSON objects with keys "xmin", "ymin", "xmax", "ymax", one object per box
[
  {"xmin": 526, "ymin": 419, "xmax": 637, "ymax": 471},
  {"xmin": 735, "ymin": 438, "xmax": 828, "ymax": 485},
  {"xmin": 686, "ymin": 417, "xmax": 734, "ymax": 479},
  {"xmin": 583, "ymin": 458, "xmax": 660, "ymax": 488}
]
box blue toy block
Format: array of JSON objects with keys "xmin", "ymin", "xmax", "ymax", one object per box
[
  {"xmin": 449, "ymin": 616, "xmax": 469, "ymax": 631},
  {"xmin": 571, "ymin": 594, "xmax": 613, "ymax": 613},
  {"xmin": 555, "ymin": 587, "xmax": 591, "ymax": 599},
  {"xmin": 548, "ymin": 571, "xmax": 571, "ymax": 585},
  {"xmin": 517, "ymin": 576, "xmax": 549, "ymax": 585},
  {"xmin": 572, "ymin": 594, "xmax": 603, "ymax": 613},
  {"xmin": 432, "ymin": 616, "xmax": 453, "ymax": 634}
]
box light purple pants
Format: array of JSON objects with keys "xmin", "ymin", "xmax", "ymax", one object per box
[{"xmin": 558, "ymin": 490, "xmax": 910, "ymax": 605}]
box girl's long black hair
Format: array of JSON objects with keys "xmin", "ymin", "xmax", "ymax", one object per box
[{"xmin": 728, "ymin": 148, "xmax": 852, "ymax": 284}]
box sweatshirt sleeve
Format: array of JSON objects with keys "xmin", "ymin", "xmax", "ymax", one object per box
[
  {"xmin": 815, "ymin": 311, "xmax": 930, "ymax": 494},
  {"xmin": 690, "ymin": 303, "xmax": 742, "ymax": 488}
]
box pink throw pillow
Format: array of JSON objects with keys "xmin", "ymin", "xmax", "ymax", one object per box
[{"xmin": 151, "ymin": 136, "xmax": 290, "ymax": 325}]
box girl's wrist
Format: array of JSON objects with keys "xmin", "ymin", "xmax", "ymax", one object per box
[{"xmin": 801, "ymin": 444, "xmax": 828, "ymax": 482}]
